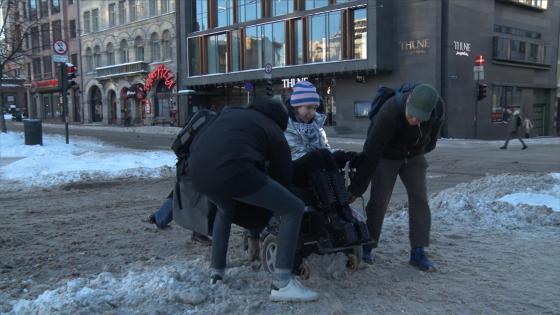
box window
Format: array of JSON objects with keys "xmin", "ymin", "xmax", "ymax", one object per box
[
  {"xmin": 92, "ymin": 9, "xmax": 99, "ymax": 31},
  {"xmin": 263, "ymin": 21, "xmax": 285, "ymax": 67},
  {"xmin": 83, "ymin": 11, "xmax": 91, "ymax": 33},
  {"xmin": 238, "ymin": 0, "xmax": 261, "ymax": 23},
  {"xmin": 94, "ymin": 45, "xmax": 102, "ymax": 68},
  {"xmin": 352, "ymin": 8, "xmax": 367, "ymax": 59},
  {"xmin": 129, "ymin": 0, "xmax": 137, "ymax": 22},
  {"xmin": 120, "ymin": 39, "xmax": 129, "ymax": 63},
  {"xmin": 40, "ymin": 0, "xmax": 48, "ymax": 18},
  {"xmin": 52, "ymin": 20, "xmax": 62, "ymax": 41},
  {"xmin": 69, "ymin": 20, "xmax": 77, "ymax": 38},
  {"xmin": 33, "ymin": 58, "xmax": 41, "ymax": 78},
  {"xmin": 150, "ymin": 33, "xmax": 160, "ymax": 61},
  {"xmin": 106, "ymin": 43, "xmax": 115, "ymax": 65},
  {"xmin": 506, "ymin": 0, "xmax": 548, "ymax": 10},
  {"xmin": 305, "ymin": 0, "xmax": 329, "ymax": 10},
  {"xmin": 231, "ymin": 30, "xmax": 241, "ymax": 72},
  {"xmin": 85, "ymin": 47, "xmax": 93, "ymax": 72},
  {"xmin": 354, "ymin": 101, "xmax": 370, "ymax": 118},
  {"xmin": 109, "ymin": 3, "xmax": 116, "ymax": 27},
  {"xmin": 135, "ymin": 36, "xmax": 144, "ymax": 61},
  {"xmin": 149, "ymin": 0, "xmax": 157, "ymax": 16},
  {"xmin": 118, "ymin": 1, "xmax": 126, "ymax": 24},
  {"xmin": 160, "ymin": 0, "xmax": 169, "ymax": 13},
  {"xmin": 494, "ymin": 24, "xmax": 541, "ymax": 39},
  {"xmin": 51, "ymin": 0, "xmax": 60, "ymax": 14},
  {"xmin": 31, "ymin": 26, "xmax": 40, "ymax": 53},
  {"xmin": 217, "ymin": 0, "xmax": 234, "ymax": 27},
  {"xmin": 42, "ymin": 56, "xmax": 52, "ymax": 78},
  {"xmin": 41, "ymin": 23, "xmax": 50, "ymax": 50},
  {"xmin": 29, "ymin": 0, "xmax": 37, "ymax": 19},
  {"xmin": 272, "ymin": 0, "xmax": 293, "ymax": 15},
  {"xmin": 294, "ymin": 19, "xmax": 304, "ymax": 64},
  {"xmin": 188, "ymin": 37, "xmax": 201, "ymax": 76},
  {"xmin": 207, "ymin": 33, "xmax": 228, "ymax": 74},
  {"xmin": 195, "ymin": 0, "xmax": 208, "ymax": 31},
  {"xmin": 162, "ymin": 30, "xmax": 172, "ymax": 60},
  {"xmin": 244, "ymin": 21, "xmax": 285, "ymax": 70},
  {"xmin": 493, "ymin": 36, "xmax": 551, "ymax": 65},
  {"xmin": 308, "ymin": 11, "xmax": 342, "ymax": 63}
]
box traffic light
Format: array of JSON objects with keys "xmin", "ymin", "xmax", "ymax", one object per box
[
  {"xmin": 266, "ymin": 79, "xmax": 273, "ymax": 96},
  {"xmin": 477, "ymin": 83, "xmax": 487, "ymax": 101},
  {"xmin": 66, "ymin": 63, "xmax": 78, "ymax": 89},
  {"xmin": 58, "ymin": 63, "xmax": 78, "ymax": 91}
]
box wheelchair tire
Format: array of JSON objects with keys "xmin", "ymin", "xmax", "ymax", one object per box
[{"xmin": 261, "ymin": 234, "xmax": 278, "ymax": 273}]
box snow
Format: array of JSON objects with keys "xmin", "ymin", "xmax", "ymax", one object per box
[
  {"xmin": 3, "ymin": 113, "xmax": 13, "ymax": 120},
  {"xmin": 2, "ymin": 131, "xmax": 560, "ymax": 313},
  {"xmin": 0, "ymin": 132, "xmax": 176, "ymax": 190}
]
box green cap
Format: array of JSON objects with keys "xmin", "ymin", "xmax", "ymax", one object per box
[{"xmin": 407, "ymin": 84, "xmax": 440, "ymax": 121}]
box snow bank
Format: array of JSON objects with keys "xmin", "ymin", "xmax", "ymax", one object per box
[
  {"xmin": 429, "ymin": 173, "xmax": 560, "ymax": 229},
  {"xmin": 0, "ymin": 132, "xmax": 176, "ymax": 190}
]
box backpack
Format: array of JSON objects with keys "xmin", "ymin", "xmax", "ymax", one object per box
[
  {"xmin": 368, "ymin": 83, "xmax": 418, "ymax": 122},
  {"xmin": 171, "ymin": 109, "xmax": 218, "ymax": 159}
]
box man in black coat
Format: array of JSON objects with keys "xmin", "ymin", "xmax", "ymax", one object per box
[
  {"xmin": 190, "ymin": 97, "xmax": 319, "ymax": 302},
  {"xmin": 348, "ymin": 84, "xmax": 444, "ymax": 271}
]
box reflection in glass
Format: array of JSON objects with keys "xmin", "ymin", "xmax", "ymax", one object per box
[
  {"xmin": 189, "ymin": 37, "xmax": 201, "ymax": 76},
  {"xmin": 327, "ymin": 11, "xmax": 341, "ymax": 61},
  {"xmin": 308, "ymin": 14, "xmax": 326, "ymax": 62},
  {"xmin": 272, "ymin": 0, "xmax": 293, "ymax": 16},
  {"xmin": 244, "ymin": 25, "xmax": 262, "ymax": 69},
  {"xmin": 294, "ymin": 19, "xmax": 304, "ymax": 64},
  {"xmin": 196, "ymin": 0, "xmax": 208, "ymax": 31},
  {"xmin": 353, "ymin": 8, "xmax": 367, "ymax": 59},
  {"xmin": 207, "ymin": 33, "xmax": 228, "ymax": 74},
  {"xmin": 217, "ymin": 0, "xmax": 234, "ymax": 28},
  {"xmin": 231, "ymin": 30, "xmax": 241, "ymax": 71},
  {"xmin": 238, "ymin": 0, "xmax": 262, "ymax": 23},
  {"xmin": 305, "ymin": 0, "xmax": 329, "ymax": 10}
]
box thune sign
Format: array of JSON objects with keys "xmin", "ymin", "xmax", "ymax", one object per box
[
  {"xmin": 282, "ymin": 77, "xmax": 309, "ymax": 88},
  {"xmin": 453, "ymin": 41, "xmax": 471, "ymax": 57}
]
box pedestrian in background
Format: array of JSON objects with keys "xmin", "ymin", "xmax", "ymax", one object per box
[{"xmin": 500, "ymin": 110, "xmax": 528, "ymax": 150}]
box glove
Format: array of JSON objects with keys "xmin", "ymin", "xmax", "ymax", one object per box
[{"xmin": 349, "ymin": 152, "xmax": 365, "ymax": 169}]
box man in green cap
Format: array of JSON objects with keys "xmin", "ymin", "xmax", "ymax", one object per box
[{"xmin": 348, "ymin": 83, "xmax": 444, "ymax": 271}]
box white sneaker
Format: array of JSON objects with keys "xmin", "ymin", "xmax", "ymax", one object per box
[{"xmin": 269, "ymin": 278, "xmax": 319, "ymax": 302}]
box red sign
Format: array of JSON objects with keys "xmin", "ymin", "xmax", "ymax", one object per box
[
  {"xmin": 475, "ymin": 54, "xmax": 485, "ymax": 66},
  {"xmin": 144, "ymin": 99, "xmax": 152, "ymax": 115},
  {"xmin": 144, "ymin": 64, "xmax": 175, "ymax": 92},
  {"xmin": 32, "ymin": 79, "xmax": 58, "ymax": 88}
]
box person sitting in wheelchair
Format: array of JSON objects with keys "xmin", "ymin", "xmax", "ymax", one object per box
[{"xmin": 284, "ymin": 81, "xmax": 369, "ymax": 247}]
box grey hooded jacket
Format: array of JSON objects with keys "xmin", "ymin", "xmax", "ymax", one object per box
[{"xmin": 284, "ymin": 112, "xmax": 331, "ymax": 160}]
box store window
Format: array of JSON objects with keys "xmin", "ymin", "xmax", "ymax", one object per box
[
  {"xmin": 491, "ymin": 85, "xmax": 522, "ymax": 123},
  {"xmin": 207, "ymin": 33, "xmax": 228, "ymax": 74}
]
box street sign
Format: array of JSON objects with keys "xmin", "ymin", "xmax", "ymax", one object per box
[
  {"xmin": 475, "ymin": 54, "xmax": 485, "ymax": 66},
  {"xmin": 474, "ymin": 70, "xmax": 484, "ymax": 80},
  {"xmin": 53, "ymin": 40, "xmax": 68, "ymax": 55},
  {"xmin": 52, "ymin": 54, "xmax": 69, "ymax": 63},
  {"xmin": 473, "ymin": 65, "xmax": 484, "ymax": 72},
  {"xmin": 264, "ymin": 63, "xmax": 272, "ymax": 79},
  {"xmin": 264, "ymin": 63, "xmax": 272, "ymax": 73},
  {"xmin": 244, "ymin": 82, "xmax": 253, "ymax": 92}
]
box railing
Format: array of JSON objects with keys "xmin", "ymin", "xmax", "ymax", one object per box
[{"xmin": 95, "ymin": 61, "xmax": 150, "ymax": 79}]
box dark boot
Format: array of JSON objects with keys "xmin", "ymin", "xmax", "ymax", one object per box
[{"xmin": 409, "ymin": 247, "xmax": 435, "ymax": 271}]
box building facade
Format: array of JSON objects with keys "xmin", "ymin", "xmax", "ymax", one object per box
[
  {"xmin": 16, "ymin": 0, "xmax": 82, "ymax": 123},
  {"xmin": 80, "ymin": 0, "xmax": 177, "ymax": 126},
  {"xmin": 176, "ymin": 0, "xmax": 560, "ymax": 138}
]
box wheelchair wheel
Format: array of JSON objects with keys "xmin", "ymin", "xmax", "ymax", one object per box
[
  {"xmin": 261, "ymin": 234, "xmax": 278, "ymax": 273},
  {"xmin": 296, "ymin": 261, "xmax": 311, "ymax": 280},
  {"xmin": 346, "ymin": 245, "xmax": 363, "ymax": 271}
]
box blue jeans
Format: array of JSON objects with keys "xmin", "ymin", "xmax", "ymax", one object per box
[{"xmin": 154, "ymin": 197, "xmax": 173, "ymax": 228}]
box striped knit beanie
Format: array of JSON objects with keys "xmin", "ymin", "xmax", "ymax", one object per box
[{"xmin": 290, "ymin": 80, "xmax": 320, "ymax": 107}]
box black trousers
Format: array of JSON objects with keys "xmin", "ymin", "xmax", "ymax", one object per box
[
  {"xmin": 292, "ymin": 149, "xmax": 337, "ymax": 187},
  {"xmin": 365, "ymin": 155, "xmax": 431, "ymax": 248}
]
